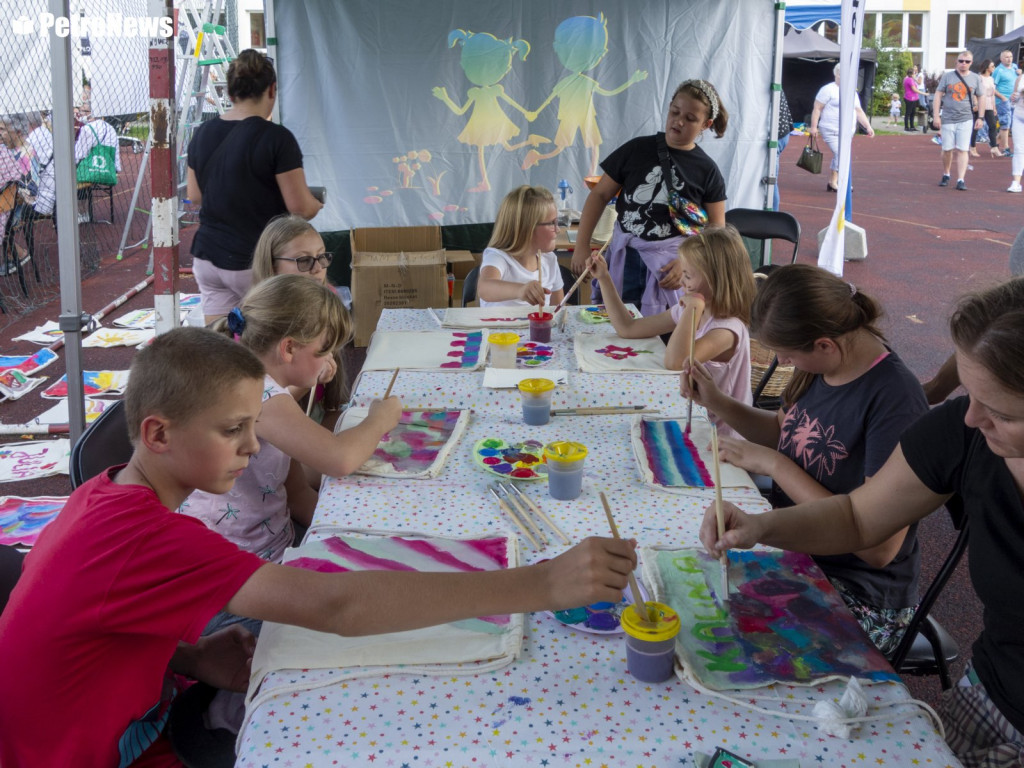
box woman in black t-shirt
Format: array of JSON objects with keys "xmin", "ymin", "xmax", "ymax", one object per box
[{"xmin": 187, "ymin": 49, "xmax": 323, "ymax": 324}]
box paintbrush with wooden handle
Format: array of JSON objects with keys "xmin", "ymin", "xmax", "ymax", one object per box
[
  {"xmin": 600, "ymin": 492, "xmax": 655, "ymax": 623},
  {"xmin": 710, "ymin": 424, "xmax": 729, "ymax": 602}
]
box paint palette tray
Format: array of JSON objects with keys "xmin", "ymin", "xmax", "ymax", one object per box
[
  {"xmin": 547, "ymin": 580, "xmax": 648, "ymax": 635},
  {"xmin": 472, "ymin": 438, "xmax": 548, "ymax": 480},
  {"xmin": 516, "ymin": 342, "xmax": 554, "ymax": 368},
  {"xmin": 578, "ymin": 305, "xmax": 641, "ymax": 324}
]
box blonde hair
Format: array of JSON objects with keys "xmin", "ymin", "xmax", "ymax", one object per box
[
  {"xmin": 214, "ymin": 274, "xmax": 351, "ymax": 357},
  {"xmin": 251, "ymin": 214, "xmax": 320, "ymax": 285},
  {"xmin": 677, "ymin": 225, "xmax": 754, "ymax": 324},
  {"xmin": 487, "ymin": 185, "xmax": 555, "ymax": 255}
]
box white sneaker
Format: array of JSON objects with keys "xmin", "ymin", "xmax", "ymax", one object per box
[
  {"xmin": 1009, "ymin": 182, "xmax": 1023, "ymax": 193},
  {"xmin": 77, "ymin": 212, "xmax": 90, "ymax": 224}
]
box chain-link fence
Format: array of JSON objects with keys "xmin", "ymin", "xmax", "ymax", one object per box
[{"xmin": 0, "ymin": 0, "xmax": 157, "ymax": 325}]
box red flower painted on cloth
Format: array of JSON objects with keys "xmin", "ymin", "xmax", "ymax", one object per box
[
  {"xmin": 779, "ymin": 405, "xmax": 848, "ymax": 480},
  {"xmin": 595, "ymin": 344, "xmax": 653, "ymax": 361}
]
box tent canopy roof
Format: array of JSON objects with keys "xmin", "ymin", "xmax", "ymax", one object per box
[
  {"xmin": 783, "ymin": 26, "xmax": 877, "ymax": 62},
  {"xmin": 969, "ymin": 24, "xmax": 1024, "ymax": 46},
  {"xmin": 968, "ymin": 25, "xmax": 1024, "ymax": 69},
  {"xmin": 784, "ymin": 4, "xmax": 841, "ymax": 30}
]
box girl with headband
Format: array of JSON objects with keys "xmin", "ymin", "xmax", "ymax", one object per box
[{"xmin": 572, "ymin": 79, "xmax": 729, "ymax": 317}]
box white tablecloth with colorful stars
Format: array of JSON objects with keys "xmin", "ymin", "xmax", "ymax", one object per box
[{"xmin": 235, "ymin": 309, "xmax": 960, "ymax": 768}]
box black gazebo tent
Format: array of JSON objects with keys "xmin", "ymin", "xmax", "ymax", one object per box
[
  {"xmin": 782, "ymin": 26, "xmax": 878, "ymax": 124},
  {"xmin": 968, "ymin": 25, "xmax": 1024, "ymax": 71}
]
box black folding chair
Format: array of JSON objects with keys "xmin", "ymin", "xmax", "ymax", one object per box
[
  {"xmin": 69, "ymin": 399, "xmax": 133, "ymax": 489},
  {"xmin": 0, "ymin": 545, "xmax": 26, "ymax": 616},
  {"xmin": 724, "ymin": 208, "xmax": 801, "ymax": 270},
  {"xmin": 461, "ymin": 265, "xmax": 480, "ymax": 306},
  {"xmin": 888, "ymin": 508, "xmax": 970, "ymax": 691}
]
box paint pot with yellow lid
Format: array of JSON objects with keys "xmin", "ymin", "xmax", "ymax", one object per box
[
  {"xmin": 543, "ymin": 441, "xmax": 587, "ymax": 499},
  {"xmin": 518, "ymin": 378, "xmax": 555, "ymax": 425},
  {"xmin": 620, "ymin": 601, "xmax": 680, "ymax": 682},
  {"xmin": 489, "ymin": 332, "xmax": 519, "ymax": 369}
]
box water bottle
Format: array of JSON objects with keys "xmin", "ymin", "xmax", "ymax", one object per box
[{"xmin": 557, "ymin": 179, "xmax": 573, "ymax": 227}]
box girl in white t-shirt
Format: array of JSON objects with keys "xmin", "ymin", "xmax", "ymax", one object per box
[
  {"xmin": 477, "ymin": 185, "xmax": 565, "ymax": 308},
  {"xmin": 588, "ymin": 224, "xmax": 755, "ymax": 435}
]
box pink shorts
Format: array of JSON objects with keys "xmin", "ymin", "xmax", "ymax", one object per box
[{"xmin": 192, "ymin": 258, "xmax": 253, "ymax": 318}]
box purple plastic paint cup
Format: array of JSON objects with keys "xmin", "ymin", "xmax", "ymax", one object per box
[
  {"xmin": 543, "ymin": 441, "xmax": 587, "ymax": 500},
  {"xmin": 621, "ymin": 601, "xmax": 680, "ymax": 683},
  {"xmin": 528, "ymin": 312, "xmax": 553, "ymax": 343}
]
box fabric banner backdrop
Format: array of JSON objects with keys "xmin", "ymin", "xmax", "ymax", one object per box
[
  {"xmin": 274, "ymin": 0, "xmax": 777, "ymax": 230},
  {"xmin": 817, "ymin": 0, "xmax": 866, "ymax": 276}
]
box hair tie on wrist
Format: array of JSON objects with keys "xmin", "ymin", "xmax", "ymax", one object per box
[{"xmin": 227, "ymin": 307, "xmax": 246, "ymax": 340}]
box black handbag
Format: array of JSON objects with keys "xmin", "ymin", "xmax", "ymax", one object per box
[{"xmin": 796, "ymin": 136, "xmax": 823, "ymax": 174}]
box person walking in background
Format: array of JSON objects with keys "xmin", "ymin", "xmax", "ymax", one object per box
[
  {"xmin": 903, "ymin": 66, "xmax": 925, "ymax": 132},
  {"xmin": 916, "ymin": 67, "xmax": 932, "ymax": 134},
  {"xmin": 809, "ymin": 63, "xmax": 875, "ymax": 194},
  {"xmin": 1004, "ymin": 70, "xmax": 1024, "ymax": 193},
  {"xmin": 992, "ymin": 49, "xmax": 1019, "ymax": 157},
  {"xmin": 974, "ymin": 60, "xmax": 1000, "ymax": 159},
  {"xmin": 933, "ymin": 51, "xmax": 982, "ymax": 191}
]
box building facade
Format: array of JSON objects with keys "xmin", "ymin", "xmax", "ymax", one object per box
[{"xmin": 787, "ymin": 0, "xmax": 1021, "ymax": 76}]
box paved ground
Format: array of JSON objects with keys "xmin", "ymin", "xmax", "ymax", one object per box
[{"xmin": 2, "ymin": 122, "xmax": 1016, "ymax": 708}]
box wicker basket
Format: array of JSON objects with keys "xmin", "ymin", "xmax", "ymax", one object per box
[{"xmin": 749, "ymin": 338, "xmax": 794, "ymax": 399}]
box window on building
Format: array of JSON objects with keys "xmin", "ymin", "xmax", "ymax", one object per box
[
  {"xmin": 862, "ymin": 14, "xmax": 875, "ymax": 42},
  {"xmin": 250, "ymin": 11, "xmax": 266, "ymax": 49},
  {"xmin": 907, "ymin": 13, "xmax": 922, "ymax": 49},
  {"xmin": 863, "ymin": 12, "xmax": 925, "ymax": 63},
  {"xmin": 946, "ymin": 13, "xmax": 1006, "ymax": 68},
  {"xmin": 992, "ymin": 15, "xmax": 1007, "ymax": 38}
]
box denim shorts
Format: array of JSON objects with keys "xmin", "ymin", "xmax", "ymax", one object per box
[{"xmin": 998, "ymin": 98, "xmax": 1012, "ymax": 129}]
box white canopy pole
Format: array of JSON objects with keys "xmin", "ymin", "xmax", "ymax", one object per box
[{"xmin": 49, "ymin": 0, "xmax": 88, "ymax": 444}]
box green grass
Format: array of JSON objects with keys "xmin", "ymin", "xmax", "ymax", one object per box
[{"xmin": 125, "ymin": 124, "xmax": 149, "ymax": 141}]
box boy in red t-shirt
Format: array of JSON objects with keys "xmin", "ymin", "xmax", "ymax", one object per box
[{"xmin": 0, "ymin": 327, "xmax": 636, "ymax": 767}]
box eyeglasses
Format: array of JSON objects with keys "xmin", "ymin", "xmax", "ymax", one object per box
[
  {"xmin": 273, "ymin": 252, "xmax": 333, "ymax": 272},
  {"xmin": 536, "ymin": 219, "xmax": 559, "ymax": 229},
  {"xmin": 958, "ymin": 59, "xmax": 972, "ymax": 64}
]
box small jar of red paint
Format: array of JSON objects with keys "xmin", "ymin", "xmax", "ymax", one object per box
[{"xmin": 528, "ymin": 311, "xmax": 553, "ymax": 343}]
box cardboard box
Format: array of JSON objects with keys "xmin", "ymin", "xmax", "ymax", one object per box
[{"xmin": 350, "ymin": 226, "xmax": 472, "ymax": 346}]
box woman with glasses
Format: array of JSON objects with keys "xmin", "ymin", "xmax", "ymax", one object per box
[
  {"xmin": 477, "ymin": 185, "xmax": 565, "ymax": 308},
  {"xmin": 187, "ymin": 49, "xmax": 324, "ymax": 324}
]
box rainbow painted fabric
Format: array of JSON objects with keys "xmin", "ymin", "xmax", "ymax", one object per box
[{"xmin": 641, "ymin": 548, "xmax": 899, "ymax": 690}]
